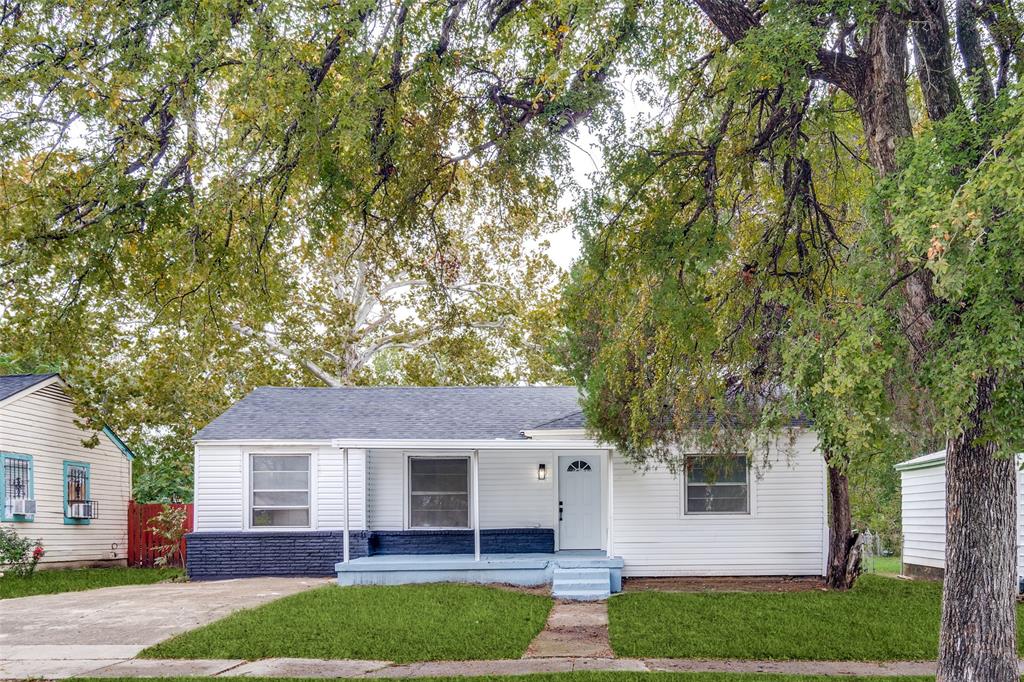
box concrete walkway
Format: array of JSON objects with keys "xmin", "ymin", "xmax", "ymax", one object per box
[
  {"xmin": 0, "ymin": 654, "xmax": 989, "ymax": 679},
  {"xmin": 524, "ymin": 601, "xmax": 612, "ymax": 658}
]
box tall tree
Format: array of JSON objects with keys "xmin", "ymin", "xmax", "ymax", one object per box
[
  {"xmin": 2, "ymin": 2, "xmax": 1022, "ymax": 676},
  {"xmin": 1, "ymin": 0, "xmax": 585, "ymax": 499},
  {"xmin": 557, "ymin": 2, "xmax": 1022, "ymax": 680}
]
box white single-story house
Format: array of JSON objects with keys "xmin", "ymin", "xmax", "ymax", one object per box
[
  {"xmin": 896, "ymin": 450, "xmax": 1024, "ymax": 582},
  {"xmin": 0, "ymin": 374, "xmax": 134, "ymax": 568},
  {"xmin": 190, "ymin": 386, "xmax": 827, "ymax": 599}
]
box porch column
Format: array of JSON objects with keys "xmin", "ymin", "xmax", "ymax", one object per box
[
  {"xmin": 472, "ymin": 449, "xmax": 481, "ymax": 561},
  {"xmin": 342, "ymin": 447, "xmax": 350, "ymax": 564},
  {"xmin": 606, "ymin": 448, "xmax": 615, "ymax": 558}
]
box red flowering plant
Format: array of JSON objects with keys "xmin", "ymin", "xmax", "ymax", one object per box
[{"xmin": 0, "ymin": 528, "xmax": 44, "ymax": 577}]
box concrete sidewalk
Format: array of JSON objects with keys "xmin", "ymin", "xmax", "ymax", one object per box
[{"xmin": 0, "ymin": 653, "xmax": 981, "ymax": 679}]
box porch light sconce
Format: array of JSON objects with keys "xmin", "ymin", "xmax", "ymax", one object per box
[{"xmin": 537, "ymin": 463, "xmax": 547, "ymax": 480}]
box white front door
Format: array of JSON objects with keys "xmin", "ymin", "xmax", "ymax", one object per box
[{"xmin": 558, "ymin": 455, "xmax": 602, "ymax": 549}]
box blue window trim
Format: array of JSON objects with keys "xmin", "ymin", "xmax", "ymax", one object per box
[
  {"xmin": 0, "ymin": 452, "xmax": 35, "ymax": 523},
  {"xmin": 63, "ymin": 460, "xmax": 91, "ymax": 526}
]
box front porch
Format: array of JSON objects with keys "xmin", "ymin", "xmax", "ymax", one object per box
[
  {"xmin": 329, "ymin": 438, "xmax": 622, "ymax": 600},
  {"xmin": 336, "ymin": 550, "xmax": 624, "ymax": 600}
]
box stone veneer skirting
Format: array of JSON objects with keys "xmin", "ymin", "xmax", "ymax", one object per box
[{"xmin": 186, "ymin": 528, "xmax": 554, "ymax": 580}]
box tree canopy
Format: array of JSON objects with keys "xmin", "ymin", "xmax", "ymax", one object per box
[
  {"xmin": 0, "ymin": 0, "xmax": 602, "ymax": 497},
  {"xmin": 2, "ymin": 1, "xmax": 1023, "ymax": 675}
]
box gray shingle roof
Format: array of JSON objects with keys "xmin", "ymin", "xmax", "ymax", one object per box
[
  {"xmin": 0, "ymin": 373, "xmax": 58, "ymax": 403},
  {"xmin": 194, "ymin": 386, "xmax": 585, "ymax": 441},
  {"xmin": 529, "ymin": 410, "xmax": 585, "ymax": 430}
]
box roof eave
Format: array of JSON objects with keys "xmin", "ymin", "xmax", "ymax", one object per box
[
  {"xmin": 894, "ymin": 450, "xmax": 947, "ymax": 471},
  {"xmin": 330, "ymin": 438, "xmax": 606, "ymax": 450}
]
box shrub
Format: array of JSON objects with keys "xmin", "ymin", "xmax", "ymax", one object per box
[
  {"xmin": 148, "ymin": 504, "xmax": 189, "ymax": 567},
  {"xmin": 0, "ymin": 527, "xmax": 44, "ymax": 577}
]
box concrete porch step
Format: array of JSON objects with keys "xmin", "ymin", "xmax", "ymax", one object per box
[
  {"xmin": 552, "ymin": 566, "xmax": 611, "ymax": 601},
  {"xmin": 552, "ymin": 588, "xmax": 612, "ymax": 601}
]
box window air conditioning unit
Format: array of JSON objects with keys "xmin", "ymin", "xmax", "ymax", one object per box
[
  {"xmin": 11, "ymin": 498, "xmax": 36, "ymax": 516},
  {"xmin": 68, "ymin": 501, "xmax": 98, "ymax": 519}
]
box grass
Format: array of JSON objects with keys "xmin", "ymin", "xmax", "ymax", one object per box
[
  {"xmin": 609, "ymin": 574, "xmax": 1024, "ymax": 661},
  {"xmin": 140, "ymin": 583, "xmax": 552, "ymax": 663},
  {"xmin": 865, "ymin": 555, "xmax": 902, "ymax": 576},
  {"xmin": 0, "ymin": 567, "xmax": 182, "ymax": 599},
  {"xmin": 70, "ymin": 671, "xmax": 937, "ymax": 675}
]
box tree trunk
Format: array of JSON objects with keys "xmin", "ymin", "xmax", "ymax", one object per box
[
  {"xmin": 937, "ymin": 373, "xmax": 1018, "ymax": 682},
  {"xmin": 825, "ymin": 462, "xmax": 861, "ymax": 590},
  {"xmin": 852, "ymin": 10, "xmax": 913, "ymax": 177},
  {"xmin": 910, "ymin": 0, "xmax": 963, "ymax": 121},
  {"xmin": 851, "ymin": 9, "xmax": 938, "ymax": 367}
]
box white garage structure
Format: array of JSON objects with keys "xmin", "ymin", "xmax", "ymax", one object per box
[{"xmin": 896, "ymin": 450, "xmax": 1024, "ymax": 581}]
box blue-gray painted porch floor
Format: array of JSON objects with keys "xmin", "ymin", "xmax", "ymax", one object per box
[{"xmin": 335, "ymin": 550, "xmax": 624, "ymax": 596}]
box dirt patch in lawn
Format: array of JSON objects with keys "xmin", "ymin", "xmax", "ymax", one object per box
[
  {"xmin": 486, "ymin": 582, "xmax": 553, "ymax": 597},
  {"xmin": 622, "ymin": 576, "xmax": 826, "ymax": 592}
]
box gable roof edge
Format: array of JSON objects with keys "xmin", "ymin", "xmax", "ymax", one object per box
[{"xmin": 0, "ymin": 373, "xmax": 63, "ymax": 411}]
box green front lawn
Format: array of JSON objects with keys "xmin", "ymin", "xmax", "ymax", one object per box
[
  {"xmin": 0, "ymin": 567, "xmax": 182, "ymax": 599},
  {"xmin": 140, "ymin": 583, "xmax": 552, "ymax": 663},
  {"xmin": 865, "ymin": 556, "xmax": 902, "ymax": 576},
  {"xmin": 609, "ymin": 575, "xmax": 1022, "ymax": 661}
]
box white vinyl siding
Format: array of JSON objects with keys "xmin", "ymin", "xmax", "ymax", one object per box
[
  {"xmin": 0, "ymin": 383, "xmax": 131, "ymax": 565},
  {"xmin": 193, "ymin": 445, "xmax": 244, "ymax": 531},
  {"xmin": 367, "ymin": 449, "xmax": 404, "ymax": 530},
  {"xmin": 900, "ymin": 465, "xmax": 947, "ymax": 570},
  {"xmin": 193, "ymin": 444, "xmax": 366, "ymax": 531},
  {"xmin": 900, "ymin": 457, "xmax": 1024, "ymax": 578},
  {"xmin": 317, "ymin": 449, "xmax": 365, "ymax": 530},
  {"xmin": 613, "ymin": 431, "xmax": 826, "ymax": 577},
  {"xmin": 478, "ymin": 451, "xmax": 554, "ymax": 529}
]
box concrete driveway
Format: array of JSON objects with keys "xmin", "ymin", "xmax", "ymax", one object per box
[{"xmin": 0, "ymin": 576, "xmax": 329, "ymax": 675}]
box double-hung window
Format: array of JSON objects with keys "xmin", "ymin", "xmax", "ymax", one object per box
[
  {"xmin": 1, "ymin": 454, "xmax": 33, "ymax": 522},
  {"xmin": 684, "ymin": 454, "xmax": 750, "ymax": 514},
  {"xmin": 408, "ymin": 457, "xmax": 470, "ymax": 528},
  {"xmin": 251, "ymin": 454, "xmax": 310, "ymax": 528}
]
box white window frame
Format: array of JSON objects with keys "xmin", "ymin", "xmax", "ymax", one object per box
[
  {"xmin": 248, "ymin": 453, "xmax": 313, "ymax": 530},
  {"xmin": 404, "ymin": 453, "xmax": 472, "ymax": 530},
  {"xmin": 681, "ymin": 454, "xmax": 753, "ymax": 517}
]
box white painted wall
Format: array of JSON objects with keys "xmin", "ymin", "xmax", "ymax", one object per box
[
  {"xmin": 193, "ymin": 443, "xmax": 366, "ymax": 531},
  {"xmin": 900, "ymin": 457, "xmax": 1024, "ymax": 578},
  {"xmin": 612, "ymin": 429, "xmax": 827, "ymax": 577},
  {"xmin": 0, "ymin": 382, "xmax": 131, "ymax": 566}
]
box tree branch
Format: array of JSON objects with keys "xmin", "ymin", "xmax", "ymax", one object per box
[{"xmin": 231, "ymin": 322, "xmax": 342, "ymax": 387}]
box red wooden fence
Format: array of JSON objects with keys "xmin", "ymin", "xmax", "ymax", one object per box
[{"xmin": 128, "ymin": 501, "xmax": 194, "ymax": 568}]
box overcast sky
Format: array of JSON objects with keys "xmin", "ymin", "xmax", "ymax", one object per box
[{"xmin": 541, "ymin": 75, "xmax": 654, "ymax": 272}]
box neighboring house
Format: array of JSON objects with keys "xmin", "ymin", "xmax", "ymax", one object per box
[
  {"xmin": 189, "ymin": 386, "xmax": 827, "ymax": 599},
  {"xmin": 897, "ymin": 450, "xmax": 1024, "ymax": 582},
  {"xmin": 0, "ymin": 374, "xmax": 134, "ymax": 568}
]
